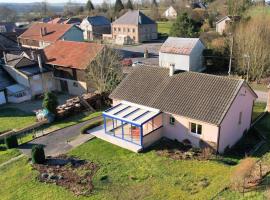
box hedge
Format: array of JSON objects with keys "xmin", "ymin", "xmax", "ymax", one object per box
[
  {"xmin": 80, "ymin": 120, "xmax": 103, "ymax": 134},
  {"xmin": 31, "ymin": 145, "xmax": 46, "ymax": 164},
  {"xmin": 5, "ymin": 135, "xmax": 18, "ymax": 149}
]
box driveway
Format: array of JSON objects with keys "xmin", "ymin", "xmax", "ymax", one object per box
[
  {"xmin": 2, "ymin": 93, "xmax": 72, "ymax": 113},
  {"xmin": 19, "ymin": 116, "xmax": 102, "ymax": 157},
  {"xmin": 117, "ymin": 42, "xmax": 163, "ymax": 66}
]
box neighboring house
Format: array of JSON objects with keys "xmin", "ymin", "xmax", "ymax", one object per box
[
  {"xmin": 216, "ymin": 16, "xmax": 240, "ymax": 35},
  {"xmin": 159, "ymin": 37, "xmax": 205, "ymax": 72},
  {"xmin": 2, "ymin": 52, "xmax": 55, "ymax": 103},
  {"xmin": 80, "ymin": 16, "xmax": 111, "ymax": 41},
  {"xmin": 18, "ymin": 23, "xmax": 84, "ymax": 49},
  {"xmin": 43, "ymin": 40, "xmax": 104, "ymax": 96},
  {"xmin": 0, "ymin": 22, "xmax": 16, "ymax": 33},
  {"xmin": 0, "ymin": 33, "xmax": 20, "ymax": 58},
  {"xmin": 0, "ymin": 66, "xmax": 14, "ymax": 105},
  {"xmin": 111, "ymin": 10, "xmax": 158, "ymax": 45},
  {"xmin": 95, "ymin": 66, "xmax": 257, "ymax": 153},
  {"xmin": 163, "ymin": 6, "xmax": 177, "ymax": 19}
]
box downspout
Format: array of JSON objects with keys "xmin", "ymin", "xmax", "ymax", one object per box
[{"xmin": 216, "ymin": 125, "xmax": 221, "ymax": 154}]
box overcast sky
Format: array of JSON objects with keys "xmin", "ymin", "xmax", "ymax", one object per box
[{"xmin": 0, "ymin": 0, "xmax": 108, "ymax": 3}]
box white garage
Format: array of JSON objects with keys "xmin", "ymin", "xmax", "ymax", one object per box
[{"xmin": 0, "ymin": 91, "xmax": 6, "ymax": 105}]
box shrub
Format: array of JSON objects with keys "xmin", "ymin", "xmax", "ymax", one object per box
[
  {"xmin": 42, "ymin": 92, "xmax": 58, "ymax": 114},
  {"xmin": 5, "ymin": 135, "xmax": 18, "ymax": 149},
  {"xmin": 230, "ymin": 157, "xmax": 256, "ymax": 192},
  {"xmin": 80, "ymin": 120, "xmax": 103, "ymax": 134},
  {"xmin": 32, "ymin": 145, "xmax": 46, "ymax": 164}
]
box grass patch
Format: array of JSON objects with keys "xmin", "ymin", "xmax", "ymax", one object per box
[
  {"xmin": 0, "ymin": 145, "xmax": 20, "ymax": 165},
  {"xmin": 252, "ymin": 102, "xmax": 266, "ymax": 122},
  {"xmin": 157, "ymin": 21, "xmax": 174, "ymax": 35},
  {"xmin": 0, "ymin": 139, "xmax": 232, "ymax": 200},
  {"xmin": 51, "ymin": 111, "xmax": 103, "ymax": 130},
  {"xmin": 0, "ymin": 107, "xmax": 36, "ymax": 133}
]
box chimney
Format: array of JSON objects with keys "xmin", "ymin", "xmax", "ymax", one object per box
[
  {"xmin": 139, "ymin": 15, "xmax": 142, "ymax": 24},
  {"xmin": 40, "ymin": 28, "xmax": 44, "ymax": 37},
  {"xmin": 3, "ymin": 52, "xmax": 7, "ymax": 64},
  {"xmin": 44, "ymin": 27, "xmax": 47, "ymax": 35},
  {"xmin": 169, "ymin": 64, "xmax": 175, "ymax": 76},
  {"xmin": 267, "ymin": 85, "xmax": 270, "ymax": 112},
  {"xmin": 37, "ymin": 54, "xmax": 43, "ymax": 73}
]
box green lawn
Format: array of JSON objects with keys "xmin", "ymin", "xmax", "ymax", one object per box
[
  {"xmin": 0, "ymin": 145, "xmax": 20, "ymax": 165},
  {"xmin": 0, "ymin": 107, "xmax": 36, "ymax": 133},
  {"xmin": 157, "ymin": 21, "xmax": 174, "ymax": 35},
  {"xmin": 0, "ymin": 139, "xmax": 232, "ymax": 200},
  {"xmin": 252, "ymin": 102, "xmax": 266, "ymax": 122}
]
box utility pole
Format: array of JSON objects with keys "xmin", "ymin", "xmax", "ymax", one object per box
[
  {"xmin": 228, "ymin": 34, "xmax": 233, "ymax": 76},
  {"xmin": 243, "ymin": 54, "xmax": 250, "ymax": 82}
]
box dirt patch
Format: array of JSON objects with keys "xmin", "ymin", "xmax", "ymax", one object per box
[
  {"xmin": 149, "ymin": 138, "xmax": 214, "ymax": 161},
  {"xmin": 33, "ymin": 155, "xmax": 99, "ymax": 196}
]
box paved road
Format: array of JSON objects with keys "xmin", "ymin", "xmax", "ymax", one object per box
[
  {"xmin": 117, "ymin": 42, "xmax": 163, "ymax": 66},
  {"xmin": 19, "ymin": 116, "xmax": 102, "ymax": 157},
  {"xmin": 255, "ymin": 90, "xmax": 268, "ymax": 102}
]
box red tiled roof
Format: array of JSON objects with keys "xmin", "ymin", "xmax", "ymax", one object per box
[
  {"xmin": 48, "ymin": 17, "xmax": 66, "ymax": 24},
  {"xmin": 43, "ymin": 41, "xmax": 104, "ymax": 70},
  {"xmin": 18, "ymin": 23, "xmax": 73, "ymax": 43},
  {"xmin": 160, "ymin": 37, "xmax": 202, "ymax": 55}
]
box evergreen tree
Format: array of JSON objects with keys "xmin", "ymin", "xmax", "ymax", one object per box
[
  {"xmin": 114, "ymin": 0, "xmax": 124, "ymax": 13},
  {"xmin": 86, "ymin": 0, "xmax": 94, "ymax": 14},
  {"xmin": 126, "ymin": 0, "xmax": 133, "ymax": 10},
  {"xmin": 170, "ymin": 12, "xmax": 197, "ymax": 37}
]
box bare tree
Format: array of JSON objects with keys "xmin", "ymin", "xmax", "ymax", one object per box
[
  {"xmin": 86, "ymin": 46, "xmax": 123, "ymax": 94},
  {"xmin": 233, "ymin": 13, "xmax": 270, "ymax": 82}
]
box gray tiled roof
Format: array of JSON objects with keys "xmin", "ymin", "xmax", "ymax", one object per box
[
  {"xmin": 87, "ymin": 16, "xmax": 111, "ymax": 26},
  {"xmin": 112, "ymin": 10, "xmax": 156, "ymax": 25},
  {"xmin": 110, "ymin": 66, "xmax": 247, "ymax": 125}
]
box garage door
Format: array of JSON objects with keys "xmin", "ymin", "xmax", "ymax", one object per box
[{"xmin": 0, "ymin": 91, "xmax": 6, "ymax": 105}]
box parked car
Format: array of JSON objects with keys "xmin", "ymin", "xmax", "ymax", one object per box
[
  {"xmin": 121, "ymin": 58, "xmax": 133, "ymax": 67},
  {"xmin": 132, "ymin": 61, "xmax": 143, "ymax": 67}
]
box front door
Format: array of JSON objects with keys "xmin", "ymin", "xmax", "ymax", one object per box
[{"xmin": 60, "ymin": 80, "xmax": 68, "ymax": 93}]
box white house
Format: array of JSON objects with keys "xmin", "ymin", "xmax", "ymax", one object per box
[
  {"xmin": 216, "ymin": 16, "xmax": 241, "ymax": 35},
  {"xmin": 93, "ymin": 66, "xmax": 257, "ymax": 153},
  {"xmin": 80, "ymin": 16, "xmax": 111, "ymax": 41},
  {"xmin": 163, "ymin": 6, "xmax": 177, "ymax": 19},
  {"xmin": 159, "ymin": 37, "xmax": 205, "ymax": 72}
]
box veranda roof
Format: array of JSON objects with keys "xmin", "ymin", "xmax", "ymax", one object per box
[{"xmin": 103, "ymin": 101, "xmax": 161, "ymax": 126}]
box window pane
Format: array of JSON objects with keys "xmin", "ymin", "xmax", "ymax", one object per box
[
  {"xmin": 190, "ymin": 123, "xmax": 196, "ymax": 133},
  {"xmin": 197, "ymin": 124, "xmax": 202, "ymax": 135},
  {"xmin": 169, "ymin": 116, "xmax": 175, "ymax": 125}
]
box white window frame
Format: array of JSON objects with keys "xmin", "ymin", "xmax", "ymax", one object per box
[
  {"xmin": 189, "ymin": 122, "xmax": 202, "ymax": 137},
  {"xmin": 169, "ymin": 115, "xmax": 175, "ymax": 126}
]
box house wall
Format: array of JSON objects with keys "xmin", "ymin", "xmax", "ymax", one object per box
[
  {"xmin": 159, "ymin": 52, "xmax": 190, "ymax": 71},
  {"xmin": 143, "ymin": 127, "xmax": 163, "ymax": 148},
  {"xmin": 112, "ymin": 24, "xmax": 138, "ymax": 43},
  {"xmin": 80, "ymin": 20, "xmax": 111, "ymax": 40},
  {"xmin": 55, "ymin": 78, "xmax": 87, "ymax": 96},
  {"xmin": 162, "ymin": 113, "xmax": 219, "ymax": 148},
  {"xmin": 216, "ymin": 18, "xmax": 230, "ymax": 35},
  {"xmin": 138, "ymin": 24, "xmax": 158, "ymax": 42},
  {"xmin": 189, "ymin": 40, "xmax": 205, "ymax": 72},
  {"xmin": 29, "ymin": 72, "xmax": 55, "ymax": 96},
  {"xmin": 218, "ymin": 85, "xmax": 256, "ymax": 153},
  {"xmin": 3, "ymin": 65, "xmax": 30, "ymax": 87},
  {"xmin": 61, "ymin": 26, "xmax": 84, "ymax": 42},
  {"xmin": 164, "ymin": 8, "xmax": 177, "ymax": 19}
]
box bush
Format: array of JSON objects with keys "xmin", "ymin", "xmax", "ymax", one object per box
[
  {"xmin": 80, "ymin": 120, "xmax": 103, "ymax": 134},
  {"xmin": 42, "ymin": 92, "xmax": 58, "ymax": 114},
  {"xmin": 31, "ymin": 145, "xmax": 46, "ymax": 164},
  {"xmin": 5, "ymin": 135, "xmax": 18, "ymax": 149}
]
